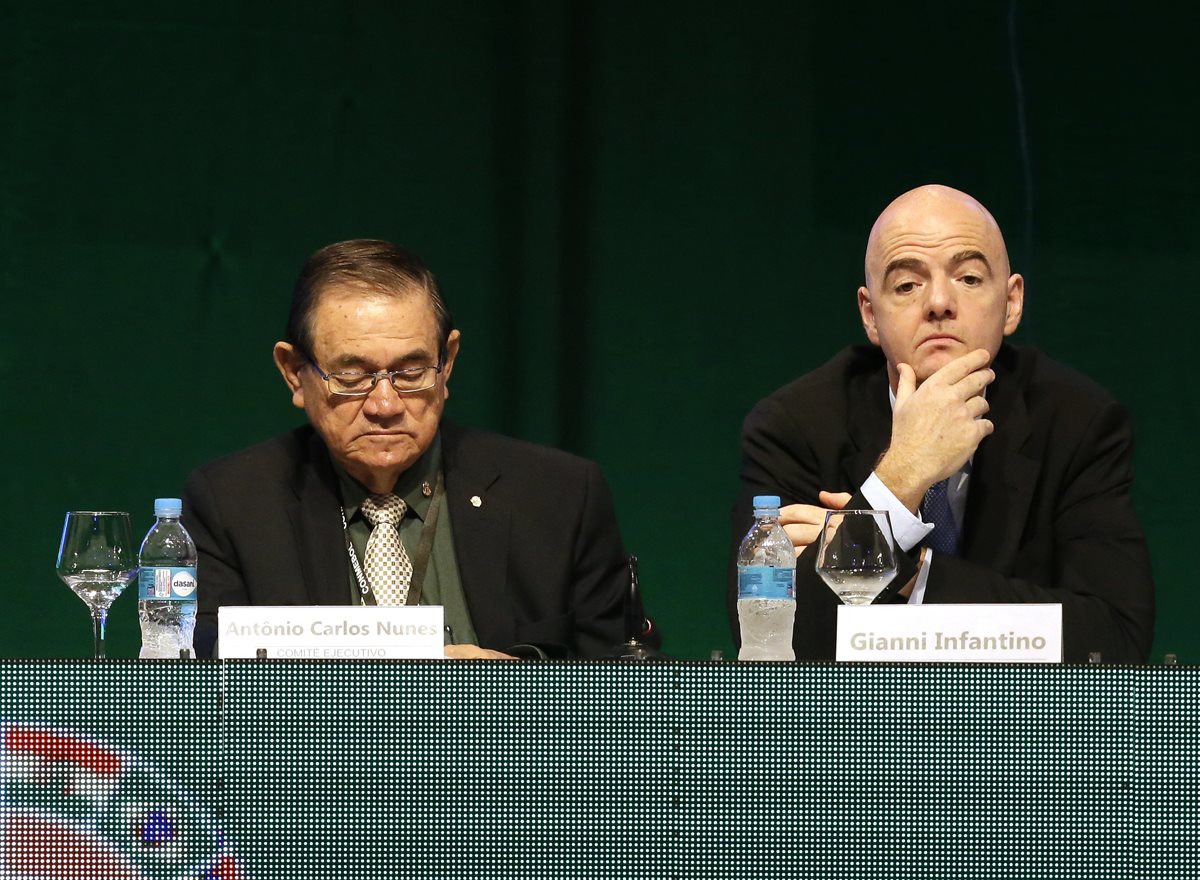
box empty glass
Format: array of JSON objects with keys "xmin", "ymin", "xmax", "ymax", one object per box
[
  {"xmin": 55, "ymin": 511, "xmax": 138, "ymax": 658},
  {"xmin": 815, "ymin": 509, "xmax": 898, "ymax": 605}
]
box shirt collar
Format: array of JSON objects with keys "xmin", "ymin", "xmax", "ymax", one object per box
[{"xmin": 331, "ymin": 432, "xmax": 442, "ymax": 523}]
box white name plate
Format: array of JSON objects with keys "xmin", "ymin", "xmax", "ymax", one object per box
[
  {"xmin": 218, "ymin": 605, "xmax": 445, "ymax": 660},
  {"xmin": 835, "ymin": 604, "xmax": 1062, "ymax": 663}
]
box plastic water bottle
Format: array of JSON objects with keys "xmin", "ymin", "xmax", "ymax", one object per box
[
  {"xmin": 137, "ymin": 498, "xmax": 198, "ymax": 659},
  {"xmin": 736, "ymin": 495, "xmax": 796, "ymax": 661}
]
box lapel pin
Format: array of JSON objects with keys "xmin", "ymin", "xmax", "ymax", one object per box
[
  {"xmin": 421, "ymin": 481, "xmax": 432, "ymax": 497},
  {"xmin": 470, "ymin": 495, "xmax": 482, "ymax": 508}
]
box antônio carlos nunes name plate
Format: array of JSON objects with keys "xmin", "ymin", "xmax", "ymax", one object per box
[
  {"xmin": 218, "ymin": 605, "xmax": 445, "ymax": 659},
  {"xmin": 836, "ymin": 603, "xmax": 1063, "ymax": 663}
]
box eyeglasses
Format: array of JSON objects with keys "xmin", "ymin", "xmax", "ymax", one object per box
[{"xmin": 308, "ymin": 360, "xmax": 444, "ymax": 396}]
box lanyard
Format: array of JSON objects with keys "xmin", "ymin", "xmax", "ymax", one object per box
[{"xmin": 340, "ymin": 471, "xmax": 445, "ymax": 606}]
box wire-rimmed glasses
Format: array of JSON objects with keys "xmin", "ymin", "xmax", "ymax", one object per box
[{"xmin": 308, "ymin": 360, "xmax": 443, "ymax": 396}]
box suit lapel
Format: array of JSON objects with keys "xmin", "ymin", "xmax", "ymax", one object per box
[
  {"xmin": 961, "ymin": 347, "xmax": 1038, "ymax": 568},
  {"xmin": 441, "ymin": 424, "xmax": 514, "ymax": 648},
  {"xmin": 287, "ymin": 430, "xmax": 352, "ymax": 605}
]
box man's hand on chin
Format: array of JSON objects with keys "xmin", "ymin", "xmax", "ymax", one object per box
[
  {"xmin": 876, "ymin": 349, "xmax": 995, "ymax": 511},
  {"xmin": 443, "ymin": 644, "xmax": 518, "ymax": 660}
]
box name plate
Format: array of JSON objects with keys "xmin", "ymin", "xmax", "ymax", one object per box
[
  {"xmin": 835, "ymin": 604, "xmax": 1062, "ymax": 663},
  {"xmin": 218, "ymin": 605, "xmax": 445, "ymax": 660}
]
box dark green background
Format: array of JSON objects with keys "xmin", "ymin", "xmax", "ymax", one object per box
[{"xmin": 3, "ymin": 2, "xmax": 1194, "ymax": 660}]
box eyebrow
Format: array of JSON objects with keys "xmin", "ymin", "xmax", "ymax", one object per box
[
  {"xmin": 949, "ymin": 249, "xmax": 992, "ymax": 271},
  {"xmin": 882, "ymin": 257, "xmax": 927, "ymax": 280},
  {"xmin": 882, "ymin": 250, "xmax": 993, "ymax": 280}
]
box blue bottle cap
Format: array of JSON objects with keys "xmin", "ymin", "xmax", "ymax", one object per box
[
  {"xmin": 751, "ymin": 495, "xmax": 781, "ymax": 509},
  {"xmin": 154, "ymin": 498, "xmax": 183, "ymax": 517}
]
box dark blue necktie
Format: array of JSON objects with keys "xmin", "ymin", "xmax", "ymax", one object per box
[{"xmin": 922, "ymin": 478, "xmax": 959, "ymax": 556}]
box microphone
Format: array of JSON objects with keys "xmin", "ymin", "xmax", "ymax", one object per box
[{"xmin": 605, "ymin": 555, "xmax": 670, "ymax": 661}]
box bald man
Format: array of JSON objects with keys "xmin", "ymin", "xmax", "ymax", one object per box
[{"xmin": 729, "ymin": 185, "xmax": 1155, "ymax": 663}]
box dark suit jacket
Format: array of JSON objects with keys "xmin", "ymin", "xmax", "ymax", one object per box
[
  {"xmin": 730, "ymin": 344, "xmax": 1155, "ymax": 663},
  {"xmin": 184, "ymin": 421, "xmax": 628, "ymax": 659}
]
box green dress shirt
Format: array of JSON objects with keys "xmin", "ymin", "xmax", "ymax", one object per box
[{"xmin": 332, "ymin": 433, "xmax": 479, "ymax": 646}]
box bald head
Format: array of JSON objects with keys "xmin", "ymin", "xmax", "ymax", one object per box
[
  {"xmin": 856, "ymin": 184, "xmax": 1024, "ymax": 388},
  {"xmin": 864, "ymin": 185, "xmax": 1012, "ymax": 288}
]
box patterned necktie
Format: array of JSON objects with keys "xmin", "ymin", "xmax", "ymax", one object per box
[
  {"xmin": 922, "ymin": 478, "xmax": 960, "ymax": 556},
  {"xmin": 360, "ymin": 494, "xmax": 414, "ymax": 605}
]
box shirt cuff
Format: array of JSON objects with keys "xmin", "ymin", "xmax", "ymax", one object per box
[
  {"xmin": 861, "ymin": 471, "xmax": 932, "ymax": 553},
  {"xmin": 908, "ymin": 550, "xmax": 932, "ymax": 605}
]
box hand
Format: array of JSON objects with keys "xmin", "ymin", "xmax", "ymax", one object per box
[
  {"xmin": 443, "ymin": 644, "xmax": 518, "ymax": 660},
  {"xmin": 780, "ymin": 490, "xmax": 852, "ymax": 555},
  {"xmin": 876, "ymin": 349, "xmax": 994, "ymax": 511}
]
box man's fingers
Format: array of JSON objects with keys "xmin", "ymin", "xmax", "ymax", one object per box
[
  {"xmin": 818, "ymin": 491, "xmax": 852, "ymax": 510},
  {"xmin": 930, "ymin": 348, "xmax": 993, "ymax": 387},
  {"xmin": 779, "ymin": 495, "xmax": 852, "ymax": 527},
  {"xmin": 778, "ymin": 503, "xmax": 827, "ymax": 526},
  {"xmin": 953, "ymin": 366, "xmax": 995, "ymax": 400},
  {"xmin": 779, "ymin": 493, "xmax": 852, "ymax": 550},
  {"xmin": 895, "ymin": 363, "xmax": 916, "ymax": 406},
  {"xmin": 444, "ymin": 644, "xmax": 518, "ymax": 660},
  {"xmin": 966, "ymin": 395, "xmax": 990, "ymax": 419},
  {"xmin": 783, "ymin": 522, "xmax": 821, "ymax": 549},
  {"xmin": 973, "ymin": 368, "xmax": 996, "ymax": 395}
]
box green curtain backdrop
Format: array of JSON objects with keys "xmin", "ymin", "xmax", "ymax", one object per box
[{"xmin": 2, "ymin": 1, "xmax": 1195, "ymax": 660}]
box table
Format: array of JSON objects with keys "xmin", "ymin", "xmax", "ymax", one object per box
[{"xmin": 1, "ymin": 660, "xmax": 1195, "ymax": 879}]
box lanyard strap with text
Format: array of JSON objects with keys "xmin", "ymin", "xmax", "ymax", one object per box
[{"xmin": 340, "ymin": 471, "xmax": 445, "ymax": 607}]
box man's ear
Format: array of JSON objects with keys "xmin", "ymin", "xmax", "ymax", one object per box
[
  {"xmin": 858, "ymin": 287, "xmax": 880, "ymax": 345},
  {"xmin": 1003, "ymin": 274, "xmax": 1025, "ymax": 336},
  {"xmin": 273, "ymin": 342, "xmax": 307, "ymax": 409},
  {"xmin": 440, "ymin": 329, "xmax": 461, "ymax": 401}
]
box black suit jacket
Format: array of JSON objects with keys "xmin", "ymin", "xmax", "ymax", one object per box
[
  {"xmin": 730, "ymin": 344, "xmax": 1155, "ymax": 663},
  {"xmin": 184, "ymin": 421, "xmax": 628, "ymax": 659}
]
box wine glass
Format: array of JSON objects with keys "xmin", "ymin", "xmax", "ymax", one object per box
[
  {"xmin": 815, "ymin": 509, "xmax": 898, "ymax": 605},
  {"xmin": 55, "ymin": 511, "xmax": 139, "ymax": 658}
]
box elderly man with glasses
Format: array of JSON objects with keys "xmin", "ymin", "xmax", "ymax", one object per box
[{"xmin": 183, "ymin": 239, "xmax": 630, "ymax": 660}]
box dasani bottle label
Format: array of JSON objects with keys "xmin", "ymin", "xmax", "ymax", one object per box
[
  {"xmin": 738, "ymin": 565, "xmax": 795, "ymax": 599},
  {"xmin": 138, "ymin": 566, "xmax": 198, "ymax": 601}
]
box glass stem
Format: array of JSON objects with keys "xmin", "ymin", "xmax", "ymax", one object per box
[{"xmin": 91, "ymin": 608, "xmax": 108, "ymax": 659}]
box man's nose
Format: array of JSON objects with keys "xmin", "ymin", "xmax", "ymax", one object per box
[
  {"xmin": 925, "ymin": 275, "xmax": 956, "ymax": 320},
  {"xmin": 362, "ymin": 376, "xmax": 403, "ymax": 416}
]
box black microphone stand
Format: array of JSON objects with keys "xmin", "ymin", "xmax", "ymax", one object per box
[{"xmin": 605, "ymin": 555, "xmax": 670, "ymax": 661}]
